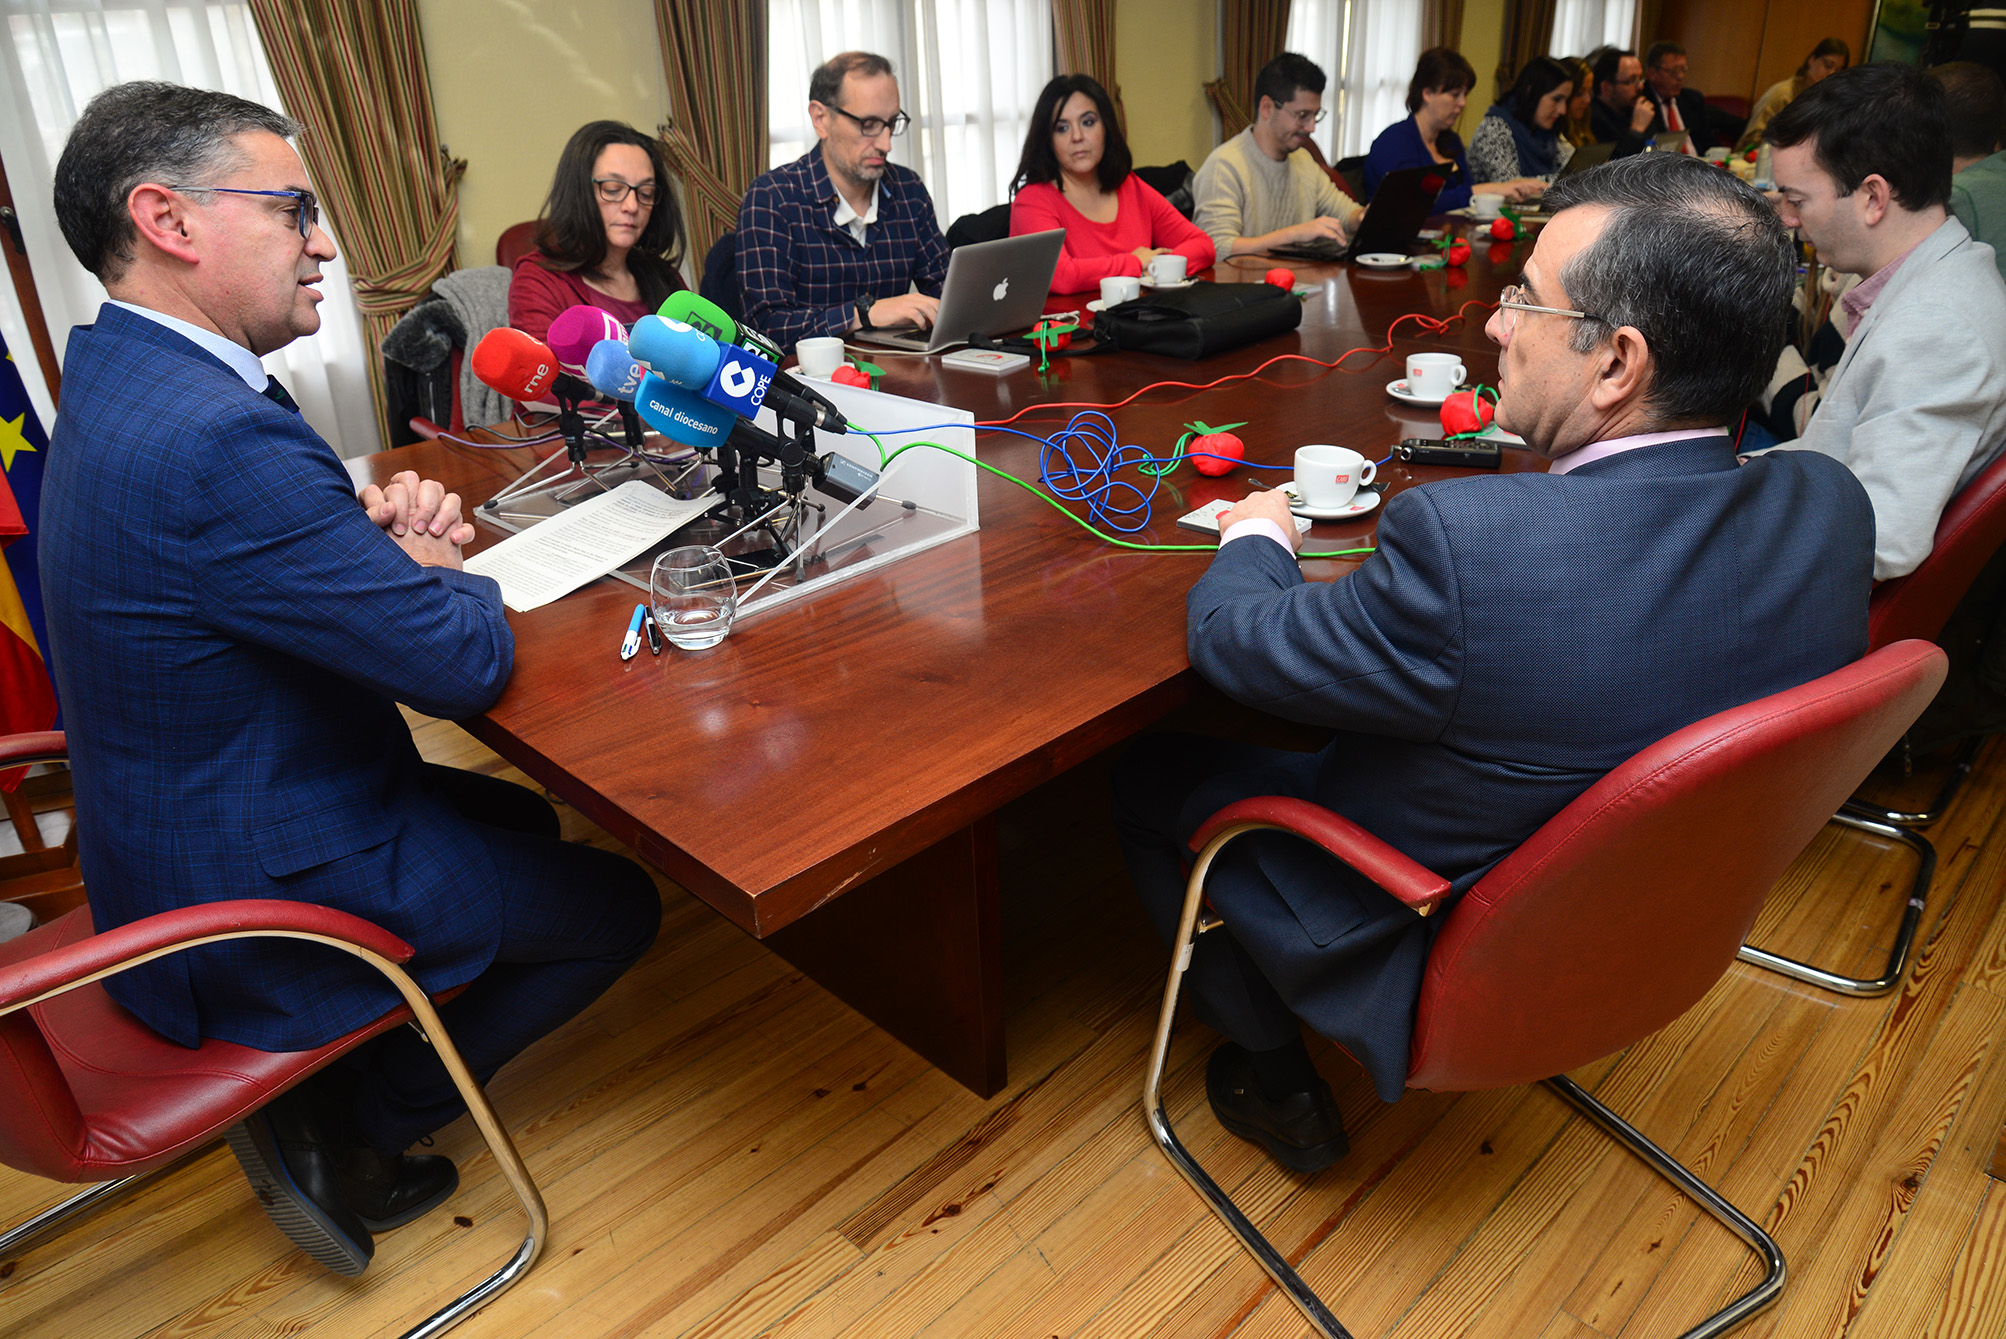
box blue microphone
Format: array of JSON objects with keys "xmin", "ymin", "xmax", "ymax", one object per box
[
  {"xmin": 585, "ymin": 338, "xmax": 645, "ymax": 403},
  {"xmin": 629, "ymin": 315, "xmax": 845, "ymax": 434},
  {"xmin": 634, "ymin": 372, "xmax": 735, "ymax": 449}
]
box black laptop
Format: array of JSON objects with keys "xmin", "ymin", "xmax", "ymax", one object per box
[{"xmin": 1263, "ymin": 166, "xmax": 1445, "ymax": 262}]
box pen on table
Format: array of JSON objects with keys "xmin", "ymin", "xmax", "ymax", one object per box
[
  {"xmin": 620, "ymin": 604, "xmax": 644, "ymax": 661},
  {"xmin": 642, "ymin": 606, "xmax": 662, "ymax": 655}
]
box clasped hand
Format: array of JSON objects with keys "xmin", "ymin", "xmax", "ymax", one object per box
[{"xmin": 359, "ymin": 469, "xmax": 475, "ymax": 569}]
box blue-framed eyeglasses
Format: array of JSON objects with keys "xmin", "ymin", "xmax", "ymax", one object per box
[{"xmin": 167, "ymin": 186, "xmax": 319, "ymax": 239}]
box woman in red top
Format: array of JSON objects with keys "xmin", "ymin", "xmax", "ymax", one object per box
[
  {"xmin": 508, "ymin": 121, "xmax": 687, "ymax": 341},
  {"xmin": 1008, "ymin": 75, "xmax": 1214, "ymax": 295}
]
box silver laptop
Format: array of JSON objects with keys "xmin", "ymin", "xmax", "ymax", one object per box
[{"xmin": 855, "ymin": 228, "xmax": 1065, "ymax": 353}]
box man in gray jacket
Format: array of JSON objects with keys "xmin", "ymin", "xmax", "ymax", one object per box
[{"xmin": 1763, "ymin": 62, "xmax": 2006, "ymax": 581}]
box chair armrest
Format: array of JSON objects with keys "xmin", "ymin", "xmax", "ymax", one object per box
[
  {"xmin": 409, "ymin": 416, "xmax": 446, "ymax": 441},
  {"xmin": 1190, "ymin": 796, "xmax": 1454, "ymax": 913},
  {"xmin": 0, "ymin": 731, "xmax": 67, "ymax": 768},
  {"xmin": 0, "ymin": 900, "xmax": 417, "ymax": 1012}
]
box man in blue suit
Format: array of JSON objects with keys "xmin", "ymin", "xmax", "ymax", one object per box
[
  {"xmin": 1113, "ymin": 153, "xmax": 1875, "ymax": 1173},
  {"xmin": 41, "ymin": 83, "xmax": 660, "ymax": 1273}
]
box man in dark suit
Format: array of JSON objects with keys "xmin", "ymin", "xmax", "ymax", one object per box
[
  {"xmin": 1640, "ymin": 41, "xmax": 1714, "ymax": 152},
  {"xmin": 1589, "ymin": 46, "xmax": 1655, "ymax": 156},
  {"xmin": 41, "ymin": 83, "xmax": 660, "ymax": 1273},
  {"xmin": 1112, "ymin": 153, "xmax": 1873, "ymax": 1173}
]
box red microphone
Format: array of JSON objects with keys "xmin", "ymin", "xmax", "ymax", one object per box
[
  {"xmin": 547, "ymin": 305, "xmax": 626, "ymax": 375},
  {"xmin": 471, "ymin": 327, "xmax": 560, "ymax": 401}
]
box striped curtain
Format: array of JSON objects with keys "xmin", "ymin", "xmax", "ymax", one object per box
[
  {"xmin": 1497, "ymin": 0, "xmax": 1560, "ymax": 102},
  {"xmin": 657, "ymin": 0, "xmax": 768, "ymax": 268},
  {"xmin": 1422, "ymin": 0, "xmax": 1465, "ymax": 51},
  {"xmin": 248, "ymin": 0, "xmax": 462, "ymax": 448},
  {"xmin": 1205, "ymin": 0, "xmax": 1291, "ymax": 139},
  {"xmin": 1052, "ymin": 0, "xmax": 1124, "ymax": 129}
]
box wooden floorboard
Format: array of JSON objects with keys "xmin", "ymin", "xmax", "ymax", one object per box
[{"xmin": 2, "ymin": 732, "xmax": 2004, "ymax": 1338}]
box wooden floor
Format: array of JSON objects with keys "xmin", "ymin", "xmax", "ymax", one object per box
[{"xmin": 4, "ymin": 714, "xmax": 2005, "ymax": 1339}]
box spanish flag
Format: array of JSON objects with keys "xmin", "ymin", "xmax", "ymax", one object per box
[{"xmin": 0, "ymin": 336, "xmax": 57, "ymax": 791}]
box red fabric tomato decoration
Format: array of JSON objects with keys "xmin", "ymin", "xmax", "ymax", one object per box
[
  {"xmin": 1190, "ymin": 432, "xmax": 1245, "ymax": 476},
  {"xmin": 1032, "ymin": 318, "xmax": 1072, "ymax": 350},
  {"xmin": 1263, "ymin": 267, "xmax": 1297, "ymax": 290},
  {"xmin": 1446, "ymin": 239, "xmax": 1471, "ymax": 266},
  {"xmin": 1440, "ymin": 389, "xmax": 1495, "ymax": 437},
  {"xmin": 830, "ymin": 363, "xmax": 871, "ymax": 388},
  {"xmin": 1489, "ymin": 217, "xmax": 1517, "ymax": 241}
]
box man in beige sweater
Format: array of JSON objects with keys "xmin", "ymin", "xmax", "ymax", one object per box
[{"xmin": 1193, "ymin": 52, "xmax": 1365, "ymax": 259}]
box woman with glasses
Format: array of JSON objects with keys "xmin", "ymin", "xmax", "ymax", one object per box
[
  {"xmin": 1739, "ymin": 38, "xmax": 1850, "ymax": 152},
  {"xmin": 1008, "ymin": 74, "xmax": 1213, "ymax": 295},
  {"xmin": 1364, "ymin": 47, "xmax": 1539, "ymax": 210},
  {"xmin": 1468, "ymin": 57, "xmax": 1578, "ymax": 200},
  {"xmin": 507, "ymin": 120, "xmax": 687, "ymax": 345}
]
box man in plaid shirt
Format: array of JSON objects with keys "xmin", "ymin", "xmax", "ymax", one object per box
[{"xmin": 736, "ymin": 51, "xmax": 948, "ymax": 354}]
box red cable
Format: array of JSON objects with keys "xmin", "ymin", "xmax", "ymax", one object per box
[{"xmin": 976, "ymin": 299, "xmax": 1499, "ymax": 427}]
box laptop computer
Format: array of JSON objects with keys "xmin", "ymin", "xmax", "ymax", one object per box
[
  {"xmin": 1555, "ymin": 139, "xmax": 1617, "ymax": 178},
  {"xmin": 854, "ymin": 228, "xmax": 1065, "ymax": 353},
  {"xmin": 1262, "ymin": 166, "xmax": 1444, "ymax": 263},
  {"xmin": 1645, "ymin": 130, "xmax": 1693, "ymax": 155}
]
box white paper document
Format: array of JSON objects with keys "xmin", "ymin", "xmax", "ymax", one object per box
[{"xmin": 466, "ymin": 481, "xmax": 715, "ymax": 612}]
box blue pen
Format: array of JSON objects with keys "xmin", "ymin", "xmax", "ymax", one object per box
[{"xmin": 620, "ymin": 604, "xmax": 645, "ymax": 661}]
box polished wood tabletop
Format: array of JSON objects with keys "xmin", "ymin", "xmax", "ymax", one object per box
[{"xmin": 358, "ymin": 220, "xmax": 1541, "ymax": 1093}]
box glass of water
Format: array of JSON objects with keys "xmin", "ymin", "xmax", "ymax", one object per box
[{"xmin": 650, "ymin": 546, "xmax": 736, "ymax": 649}]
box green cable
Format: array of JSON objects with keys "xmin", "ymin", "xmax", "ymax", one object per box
[{"xmin": 871, "ymin": 437, "xmax": 1374, "ymax": 559}]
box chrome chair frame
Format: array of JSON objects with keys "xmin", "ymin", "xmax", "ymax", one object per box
[
  {"xmin": 0, "ymin": 921, "xmax": 548, "ymax": 1339},
  {"xmin": 1143, "ymin": 820, "xmax": 1787, "ymax": 1339}
]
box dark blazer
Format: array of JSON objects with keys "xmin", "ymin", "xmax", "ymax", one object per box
[
  {"xmin": 1180, "ymin": 436, "xmax": 1873, "ymax": 1097},
  {"xmin": 41, "ymin": 305, "xmax": 517, "ymax": 1051},
  {"xmin": 1590, "ymin": 98, "xmax": 1650, "ymax": 158},
  {"xmin": 1641, "ymin": 85, "xmax": 1715, "ymax": 152}
]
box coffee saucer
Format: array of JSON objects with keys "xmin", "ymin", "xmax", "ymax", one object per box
[
  {"xmin": 1140, "ymin": 277, "xmax": 1195, "ymax": 289},
  {"xmin": 1387, "ymin": 378, "xmax": 1467, "ymax": 407},
  {"xmin": 1281, "ymin": 485, "xmax": 1381, "ymax": 520},
  {"xmin": 1353, "ymin": 253, "xmax": 1414, "ymax": 270}
]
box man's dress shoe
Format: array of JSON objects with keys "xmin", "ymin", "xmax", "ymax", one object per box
[
  {"xmin": 225, "ymin": 1090, "xmax": 374, "ymax": 1275},
  {"xmin": 1205, "ymin": 1041, "xmax": 1351, "ymax": 1174},
  {"xmin": 343, "ymin": 1146, "xmax": 460, "ymax": 1231}
]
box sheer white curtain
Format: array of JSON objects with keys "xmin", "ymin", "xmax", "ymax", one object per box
[
  {"xmin": 1286, "ymin": 0, "xmax": 1423, "ymax": 161},
  {"xmin": 0, "ymin": 0, "xmax": 378, "ymax": 456},
  {"xmin": 768, "ymin": 0, "xmax": 1051, "ymax": 230},
  {"xmin": 1549, "ymin": 0, "xmax": 1636, "ymax": 60}
]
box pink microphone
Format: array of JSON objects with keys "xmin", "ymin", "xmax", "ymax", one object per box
[{"xmin": 546, "ymin": 305, "xmax": 627, "ymax": 376}]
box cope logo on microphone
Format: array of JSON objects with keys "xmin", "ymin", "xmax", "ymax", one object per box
[{"xmin": 706, "ymin": 349, "xmax": 777, "ymax": 417}]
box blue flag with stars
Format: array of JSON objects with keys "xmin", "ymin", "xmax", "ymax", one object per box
[{"xmin": 0, "ymin": 329, "xmax": 49, "ymax": 663}]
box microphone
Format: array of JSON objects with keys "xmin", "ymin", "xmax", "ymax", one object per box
[
  {"xmin": 658, "ymin": 290, "xmax": 784, "ymax": 365},
  {"xmin": 629, "ymin": 315, "xmax": 847, "ymax": 435},
  {"xmin": 585, "ymin": 338, "xmax": 645, "ymax": 403},
  {"xmin": 633, "ymin": 371, "xmax": 735, "ymax": 449},
  {"xmin": 471, "ymin": 327, "xmax": 561, "ymax": 402},
  {"xmin": 547, "ymin": 305, "xmax": 628, "ymax": 376}
]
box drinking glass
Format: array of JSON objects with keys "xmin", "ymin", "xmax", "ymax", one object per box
[{"xmin": 650, "ymin": 546, "xmax": 736, "ymax": 649}]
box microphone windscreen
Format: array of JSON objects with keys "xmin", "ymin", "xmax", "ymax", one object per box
[
  {"xmin": 657, "ymin": 290, "xmax": 740, "ymax": 346},
  {"xmin": 634, "ymin": 372, "xmax": 734, "ymax": 448},
  {"xmin": 585, "ymin": 339, "xmax": 644, "ymax": 402},
  {"xmin": 547, "ymin": 305, "xmax": 627, "ymax": 373},
  {"xmin": 471, "ymin": 327, "xmax": 560, "ymax": 401},
  {"xmin": 629, "ymin": 314, "xmax": 722, "ymax": 390}
]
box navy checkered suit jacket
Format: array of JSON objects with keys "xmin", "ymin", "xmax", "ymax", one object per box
[
  {"xmin": 1181, "ymin": 436, "xmax": 1875, "ymax": 1098},
  {"xmin": 41, "ymin": 304, "xmax": 516, "ymax": 1051}
]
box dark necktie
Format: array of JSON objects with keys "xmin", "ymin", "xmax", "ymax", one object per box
[{"xmin": 263, "ymin": 375, "xmax": 300, "ymax": 414}]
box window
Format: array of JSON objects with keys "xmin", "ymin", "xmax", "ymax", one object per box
[
  {"xmin": 768, "ymin": 0, "xmax": 1052, "ymax": 229},
  {"xmin": 0, "ymin": 0, "xmax": 377, "ymax": 455},
  {"xmin": 1549, "ymin": 0, "xmax": 1637, "ymax": 61},
  {"xmin": 1286, "ymin": 0, "xmax": 1423, "ymax": 162}
]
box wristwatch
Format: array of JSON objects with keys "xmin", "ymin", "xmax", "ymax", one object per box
[{"xmin": 854, "ymin": 294, "xmax": 876, "ymax": 330}]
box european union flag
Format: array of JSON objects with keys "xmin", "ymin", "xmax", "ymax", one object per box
[{"xmin": 0, "ymin": 330, "xmax": 50, "ymax": 663}]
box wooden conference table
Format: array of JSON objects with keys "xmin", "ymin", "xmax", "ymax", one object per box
[{"xmin": 356, "ymin": 223, "xmax": 1543, "ymax": 1097}]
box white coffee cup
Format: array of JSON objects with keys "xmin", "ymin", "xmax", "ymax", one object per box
[
  {"xmin": 1471, "ymin": 192, "xmax": 1505, "ymax": 219},
  {"xmin": 1405, "ymin": 352, "xmax": 1466, "ymax": 400},
  {"xmin": 1148, "ymin": 253, "xmax": 1188, "ymax": 285},
  {"xmin": 1100, "ymin": 274, "xmax": 1141, "ymax": 306},
  {"xmin": 1704, "ymin": 147, "xmax": 1730, "ymax": 165},
  {"xmin": 1293, "ymin": 444, "xmax": 1377, "ymax": 510},
  {"xmin": 796, "ymin": 336, "xmax": 846, "ymax": 379}
]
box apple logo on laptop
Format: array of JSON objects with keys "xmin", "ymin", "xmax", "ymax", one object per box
[{"xmin": 992, "ymin": 277, "xmax": 1009, "ymax": 302}]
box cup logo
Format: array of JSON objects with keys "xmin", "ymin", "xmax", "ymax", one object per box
[{"xmin": 1335, "ymin": 472, "xmax": 1350, "ymax": 483}]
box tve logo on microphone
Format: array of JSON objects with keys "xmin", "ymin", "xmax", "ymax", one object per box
[{"xmin": 705, "ymin": 347, "xmax": 777, "ymax": 417}]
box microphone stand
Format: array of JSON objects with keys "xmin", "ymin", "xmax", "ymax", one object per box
[{"xmin": 483, "ymin": 378, "xmax": 655, "ymax": 516}]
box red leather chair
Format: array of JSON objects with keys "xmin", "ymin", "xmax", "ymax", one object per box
[
  {"xmin": 1144, "ymin": 642, "xmax": 1946, "ymax": 1339},
  {"xmin": 1739, "ymin": 447, "xmax": 2006, "ymax": 995},
  {"xmin": 495, "ymin": 220, "xmax": 539, "ymax": 270},
  {"xmin": 0, "ymin": 733, "xmax": 547, "ymax": 1338}
]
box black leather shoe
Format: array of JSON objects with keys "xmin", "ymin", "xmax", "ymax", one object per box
[
  {"xmin": 342, "ymin": 1146, "xmax": 459, "ymax": 1231},
  {"xmin": 226, "ymin": 1092, "xmax": 374, "ymax": 1276},
  {"xmin": 1205, "ymin": 1042, "xmax": 1350, "ymax": 1174}
]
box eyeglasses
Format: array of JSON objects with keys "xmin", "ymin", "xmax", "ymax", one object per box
[
  {"xmin": 1496, "ymin": 283, "xmax": 1598, "ymax": 336},
  {"xmin": 823, "ymin": 103, "xmax": 912, "ymax": 138},
  {"xmin": 593, "ymin": 178, "xmax": 659, "ymax": 206},
  {"xmin": 1284, "ymin": 105, "xmax": 1329, "ymax": 126},
  {"xmin": 168, "ymin": 186, "xmax": 318, "ymax": 239}
]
